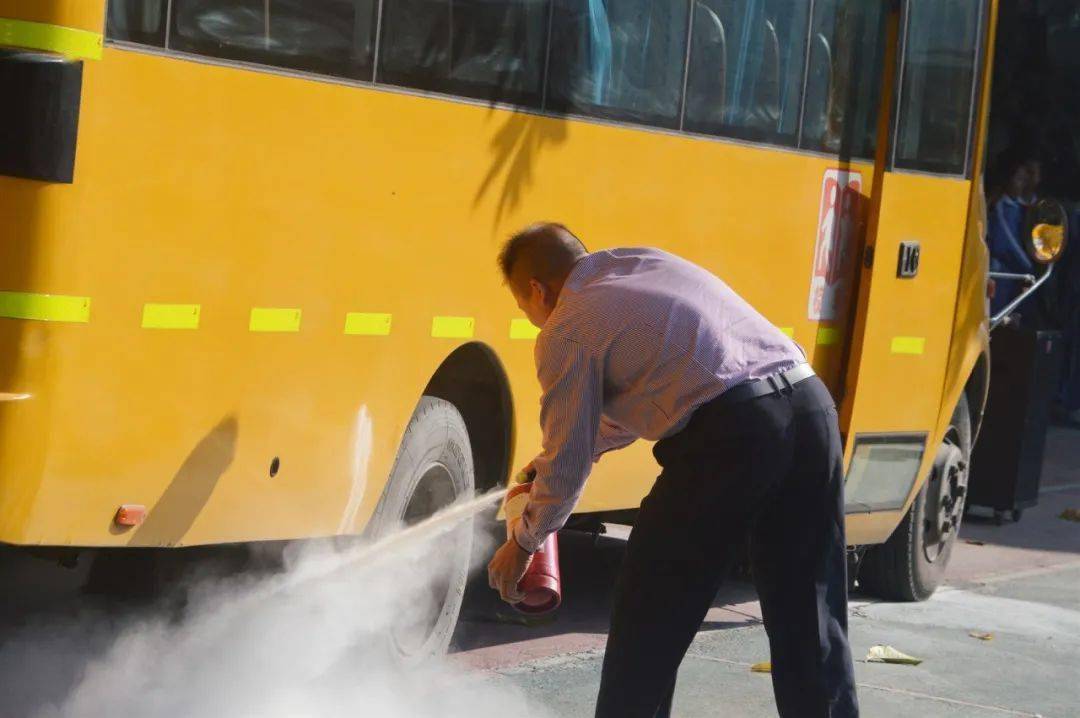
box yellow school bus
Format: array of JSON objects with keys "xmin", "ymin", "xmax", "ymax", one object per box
[{"xmin": 0, "ymin": 1, "xmax": 1068, "ymax": 655}]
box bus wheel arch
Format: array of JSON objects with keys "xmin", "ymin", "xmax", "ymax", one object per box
[
  {"xmin": 965, "ymin": 348, "xmax": 991, "ymax": 441},
  {"xmin": 421, "ymin": 341, "xmax": 515, "ymax": 495}
]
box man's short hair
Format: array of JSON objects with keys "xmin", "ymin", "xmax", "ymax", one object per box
[{"xmin": 498, "ymin": 222, "xmax": 588, "ymax": 285}]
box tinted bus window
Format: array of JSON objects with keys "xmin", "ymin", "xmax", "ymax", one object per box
[
  {"xmin": 684, "ymin": 0, "xmax": 810, "ymax": 145},
  {"xmin": 106, "ymin": 0, "xmax": 168, "ymax": 47},
  {"xmin": 170, "ymin": 0, "xmax": 377, "ymax": 80},
  {"xmin": 547, "ymin": 0, "xmax": 689, "ymax": 128},
  {"xmin": 894, "ymin": 0, "xmax": 981, "ymax": 174},
  {"xmin": 799, "ymin": 0, "xmax": 886, "ymax": 159},
  {"xmin": 379, "ymin": 0, "xmax": 549, "ymax": 106}
]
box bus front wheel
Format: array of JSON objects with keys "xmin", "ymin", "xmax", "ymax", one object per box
[{"xmin": 858, "ymin": 393, "xmax": 972, "ymax": 602}]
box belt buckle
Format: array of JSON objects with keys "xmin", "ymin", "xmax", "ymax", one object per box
[
  {"xmin": 767, "ymin": 371, "xmax": 794, "ymax": 396},
  {"xmin": 779, "ymin": 371, "xmax": 794, "ymax": 394},
  {"xmin": 766, "ymin": 375, "xmax": 781, "ymax": 396}
]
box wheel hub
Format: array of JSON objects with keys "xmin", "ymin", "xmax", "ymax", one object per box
[{"xmin": 923, "ymin": 441, "xmax": 967, "ymax": 563}]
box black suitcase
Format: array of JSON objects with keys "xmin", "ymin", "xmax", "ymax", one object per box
[{"xmin": 968, "ymin": 326, "xmax": 1063, "ymax": 522}]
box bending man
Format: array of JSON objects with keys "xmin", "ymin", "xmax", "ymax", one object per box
[{"xmin": 488, "ymin": 223, "xmax": 858, "ymax": 717}]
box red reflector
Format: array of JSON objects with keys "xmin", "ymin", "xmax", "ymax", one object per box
[{"xmin": 114, "ymin": 504, "xmax": 147, "ymax": 527}]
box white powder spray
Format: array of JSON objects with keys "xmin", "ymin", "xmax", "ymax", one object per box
[{"xmin": 3, "ymin": 490, "xmax": 550, "ymax": 718}]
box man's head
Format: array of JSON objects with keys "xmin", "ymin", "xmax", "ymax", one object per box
[{"xmin": 498, "ymin": 222, "xmax": 588, "ymax": 328}]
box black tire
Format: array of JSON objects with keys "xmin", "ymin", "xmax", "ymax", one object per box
[
  {"xmin": 859, "ymin": 393, "xmax": 972, "ymax": 601},
  {"xmin": 367, "ymin": 396, "xmax": 475, "ymax": 662}
]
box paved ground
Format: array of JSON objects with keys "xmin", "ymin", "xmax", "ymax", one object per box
[
  {"xmin": 0, "ymin": 428, "xmax": 1075, "ymax": 717},
  {"xmin": 453, "ymin": 426, "xmax": 1080, "ymax": 717}
]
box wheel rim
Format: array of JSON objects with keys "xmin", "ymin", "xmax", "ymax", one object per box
[
  {"xmin": 389, "ymin": 461, "xmax": 468, "ymax": 658},
  {"xmin": 922, "ymin": 427, "xmax": 968, "ymax": 564}
]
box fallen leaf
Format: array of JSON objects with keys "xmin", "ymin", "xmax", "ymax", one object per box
[
  {"xmin": 750, "ymin": 662, "xmax": 771, "ymax": 673},
  {"xmin": 1059, "ymin": 508, "xmax": 1080, "ymax": 522},
  {"xmin": 866, "ymin": 645, "xmax": 922, "ymax": 665},
  {"xmin": 964, "ymin": 539, "xmax": 986, "ymax": 546},
  {"xmin": 969, "ymin": 631, "xmax": 994, "ymax": 641}
]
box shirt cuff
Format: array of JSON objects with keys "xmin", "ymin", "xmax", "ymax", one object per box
[{"xmin": 513, "ymin": 519, "xmax": 544, "ymax": 554}]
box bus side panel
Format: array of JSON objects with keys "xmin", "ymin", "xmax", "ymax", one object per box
[{"xmin": 2, "ymin": 43, "xmax": 874, "ymax": 547}]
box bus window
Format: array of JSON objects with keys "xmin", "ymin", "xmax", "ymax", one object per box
[
  {"xmin": 546, "ymin": 0, "xmax": 689, "ymax": 128},
  {"xmin": 106, "ymin": 0, "xmax": 168, "ymax": 47},
  {"xmin": 799, "ymin": 0, "xmax": 886, "ymax": 159},
  {"xmin": 169, "ymin": 0, "xmax": 378, "ymax": 80},
  {"xmin": 684, "ymin": 0, "xmax": 809, "ymax": 146},
  {"xmin": 893, "ymin": 0, "xmax": 981, "ymax": 175},
  {"xmin": 378, "ymin": 0, "xmax": 549, "ymax": 107}
]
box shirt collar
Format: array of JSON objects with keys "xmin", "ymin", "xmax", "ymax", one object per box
[{"xmin": 562, "ymin": 251, "xmax": 603, "ymax": 294}]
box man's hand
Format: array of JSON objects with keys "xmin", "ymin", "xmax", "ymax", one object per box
[
  {"xmin": 487, "ymin": 538, "xmax": 533, "ymax": 604},
  {"xmin": 516, "ymin": 461, "xmax": 537, "ymax": 482}
]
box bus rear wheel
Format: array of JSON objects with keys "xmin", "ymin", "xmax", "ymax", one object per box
[
  {"xmin": 368, "ymin": 396, "xmax": 475, "ymax": 663},
  {"xmin": 858, "ymin": 393, "xmax": 972, "ymax": 601}
]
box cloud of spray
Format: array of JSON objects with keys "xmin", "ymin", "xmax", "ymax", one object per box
[{"xmin": 2, "ymin": 492, "xmax": 549, "ymax": 718}]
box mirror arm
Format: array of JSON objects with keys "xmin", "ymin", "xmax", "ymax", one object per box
[
  {"xmin": 990, "ymin": 262, "xmax": 1054, "ymax": 330},
  {"xmin": 988, "ymin": 271, "xmax": 1036, "ymax": 284}
]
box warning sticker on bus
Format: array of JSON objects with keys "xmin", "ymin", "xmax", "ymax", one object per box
[{"xmin": 808, "ymin": 169, "xmax": 863, "ymax": 321}]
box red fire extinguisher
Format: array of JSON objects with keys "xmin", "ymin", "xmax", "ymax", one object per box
[{"xmin": 504, "ymin": 470, "xmax": 561, "ymax": 614}]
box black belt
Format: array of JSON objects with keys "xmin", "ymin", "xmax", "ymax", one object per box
[{"xmin": 719, "ymin": 363, "xmax": 816, "ymax": 406}]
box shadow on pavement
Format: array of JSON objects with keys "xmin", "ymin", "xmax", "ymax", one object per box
[
  {"xmin": 452, "ymin": 529, "xmax": 762, "ymax": 659},
  {"xmin": 956, "ymin": 426, "xmax": 1080, "ymax": 563}
]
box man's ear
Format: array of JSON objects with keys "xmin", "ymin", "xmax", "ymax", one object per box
[{"xmin": 529, "ymin": 278, "xmax": 546, "ymax": 302}]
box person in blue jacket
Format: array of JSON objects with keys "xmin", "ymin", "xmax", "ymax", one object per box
[{"xmin": 987, "ymin": 149, "xmax": 1042, "ymax": 316}]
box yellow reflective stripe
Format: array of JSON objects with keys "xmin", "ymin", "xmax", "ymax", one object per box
[
  {"xmin": 891, "ymin": 336, "xmax": 926, "ymax": 355},
  {"xmin": 344, "ymin": 312, "xmax": 392, "ymax": 336},
  {"xmin": 142, "ymin": 303, "xmax": 200, "ymax": 330},
  {"xmin": 432, "ymin": 316, "xmax": 474, "ymax": 339},
  {"xmin": 249, "ymin": 307, "xmax": 301, "ymax": 333},
  {"xmin": 0, "ymin": 291, "xmax": 90, "ymax": 323},
  {"xmin": 510, "ymin": 318, "xmax": 540, "ymax": 340},
  {"xmin": 816, "ymin": 327, "xmax": 841, "ymax": 346},
  {"xmin": 0, "ymin": 18, "xmax": 103, "ymax": 60},
  {"xmin": 778, "ymin": 326, "xmax": 795, "ymax": 339}
]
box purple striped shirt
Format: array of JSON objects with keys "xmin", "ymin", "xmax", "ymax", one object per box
[{"xmin": 514, "ymin": 248, "xmax": 806, "ymax": 553}]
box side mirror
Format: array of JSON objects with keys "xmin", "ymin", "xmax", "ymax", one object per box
[
  {"xmin": 1027, "ymin": 198, "xmax": 1068, "ymax": 264},
  {"xmin": 990, "ymin": 198, "xmax": 1069, "ymax": 330}
]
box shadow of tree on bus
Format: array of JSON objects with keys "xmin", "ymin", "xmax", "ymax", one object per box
[
  {"xmin": 377, "ymin": 0, "xmax": 572, "ymax": 226},
  {"xmin": 472, "ymin": 110, "xmax": 569, "ymax": 225}
]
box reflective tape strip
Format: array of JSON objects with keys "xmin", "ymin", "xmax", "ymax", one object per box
[
  {"xmin": 891, "ymin": 336, "xmax": 926, "ymax": 355},
  {"xmin": 344, "ymin": 312, "xmax": 392, "ymax": 336},
  {"xmin": 816, "ymin": 327, "xmax": 841, "ymax": 346},
  {"xmin": 249, "ymin": 307, "xmax": 301, "ymax": 333},
  {"xmin": 0, "ymin": 291, "xmax": 90, "ymax": 323},
  {"xmin": 778, "ymin": 326, "xmax": 795, "ymax": 339},
  {"xmin": 432, "ymin": 316, "xmax": 474, "ymax": 339},
  {"xmin": 0, "ymin": 18, "xmax": 103, "ymax": 60},
  {"xmin": 142, "ymin": 303, "xmax": 200, "ymax": 330},
  {"xmin": 510, "ymin": 318, "xmax": 540, "ymax": 340}
]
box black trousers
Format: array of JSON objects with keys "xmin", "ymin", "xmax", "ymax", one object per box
[{"xmin": 595, "ymin": 376, "xmax": 858, "ymax": 717}]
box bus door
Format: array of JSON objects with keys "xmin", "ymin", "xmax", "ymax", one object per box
[{"xmin": 837, "ymin": 0, "xmax": 986, "ymax": 541}]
